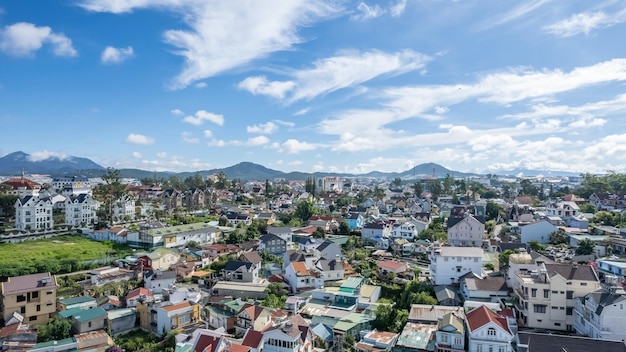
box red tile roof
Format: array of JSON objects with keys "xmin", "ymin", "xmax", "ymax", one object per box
[
  {"xmin": 227, "ymin": 344, "xmax": 251, "ymax": 352},
  {"xmin": 376, "ymin": 260, "xmax": 406, "ymax": 271},
  {"xmin": 239, "ymin": 303, "xmax": 267, "ymax": 320},
  {"xmin": 466, "ymin": 305, "xmax": 510, "ymax": 333},
  {"xmin": 126, "ymin": 287, "xmax": 152, "ymax": 300},
  {"xmin": 2, "ymin": 178, "xmax": 40, "ymax": 190},
  {"xmin": 194, "ymin": 334, "xmax": 220, "ymax": 352},
  {"xmin": 291, "ymin": 262, "xmax": 309, "ymax": 276},
  {"xmin": 267, "ymin": 274, "xmax": 285, "ymax": 283},
  {"xmin": 241, "ymin": 329, "xmax": 263, "ymax": 348}
]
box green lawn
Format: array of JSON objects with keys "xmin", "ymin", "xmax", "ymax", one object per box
[{"xmin": 0, "ymin": 235, "xmax": 133, "ymax": 279}]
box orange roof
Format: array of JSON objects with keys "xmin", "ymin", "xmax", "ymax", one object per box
[
  {"xmin": 126, "ymin": 287, "xmax": 152, "ymax": 300},
  {"xmin": 466, "ymin": 305, "xmax": 510, "ymax": 333},
  {"xmin": 291, "ymin": 262, "xmax": 309, "ymax": 276},
  {"xmin": 162, "ymin": 301, "xmax": 192, "ymax": 312},
  {"xmin": 2, "ymin": 178, "xmax": 40, "ymax": 190},
  {"xmin": 376, "ymin": 260, "xmax": 406, "ymax": 271}
]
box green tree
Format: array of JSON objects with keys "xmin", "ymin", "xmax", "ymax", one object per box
[
  {"xmin": 93, "ymin": 168, "xmax": 128, "ymax": 223},
  {"xmin": 413, "ymin": 181, "xmax": 424, "ymax": 197},
  {"xmin": 215, "ymin": 172, "xmax": 228, "ymax": 190},
  {"xmin": 528, "ymin": 240, "xmax": 544, "ymax": 252},
  {"xmin": 498, "ymin": 249, "xmax": 519, "ymax": 267},
  {"xmin": 37, "ymin": 318, "xmax": 72, "ymax": 342},
  {"xmin": 0, "ymin": 194, "xmax": 19, "ymax": 218},
  {"xmin": 427, "ymin": 180, "xmax": 442, "ymax": 201},
  {"xmin": 373, "ymin": 303, "xmax": 395, "ymax": 331},
  {"xmin": 486, "ymin": 202, "xmax": 504, "ymax": 222},
  {"xmin": 313, "ymin": 226, "xmax": 326, "ymax": 238},
  {"xmin": 262, "ymin": 294, "xmax": 286, "ymax": 308},
  {"xmin": 294, "ymin": 200, "xmax": 316, "ymax": 224},
  {"xmin": 549, "ymin": 229, "xmax": 568, "ymax": 245},
  {"xmin": 579, "ymin": 203, "xmax": 597, "ymax": 214},
  {"xmin": 391, "ymin": 178, "xmax": 403, "ymax": 189},
  {"xmin": 576, "ymin": 238, "xmax": 595, "ymax": 255},
  {"xmin": 338, "ymin": 220, "xmax": 350, "ymax": 235},
  {"xmin": 443, "ymin": 174, "xmax": 454, "ymax": 195}
]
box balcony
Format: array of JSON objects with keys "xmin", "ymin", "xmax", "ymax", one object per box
[{"xmin": 515, "ymin": 287, "xmax": 528, "ymax": 300}]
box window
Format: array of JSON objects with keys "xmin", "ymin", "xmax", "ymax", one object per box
[
  {"xmin": 88, "ymin": 322, "xmax": 92, "ymax": 328},
  {"xmin": 487, "ymin": 328, "xmax": 496, "ymax": 336},
  {"xmin": 454, "ymin": 337, "xmax": 461, "ymax": 345},
  {"xmin": 531, "ymin": 288, "xmax": 537, "ymax": 297},
  {"xmin": 552, "ymin": 290, "xmax": 558, "ymax": 294},
  {"xmin": 31, "ymin": 291, "xmax": 38, "ymax": 299},
  {"xmin": 581, "ymin": 282, "xmax": 587, "ymax": 286},
  {"xmin": 534, "ymin": 305, "xmax": 547, "ymax": 313},
  {"xmin": 36, "ymin": 304, "xmax": 41, "ymax": 312},
  {"xmin": 16, "ymin": 295, "xmax": 26, "ymax": 302},
  {"xmin": 20, "ymin": 307, "xmax": 26, "ymax": 314},
  {"xmin": 477, "ymin": 345, "xmax": 483, "ymax": 352},
  {"xmin": 29, "ymin": 316, "xmax": 37, "ymax": 322},
  {"xmin": 544, "ymin": 289, "xmax": 549, "ymax": 298},
  {"xmin": 566, "ymin": 291, "xmax": 573, "ymax": 299},
  {"xmin": 552, "ymin": 306, "xmax": 558, "ymax": 310},
  {"xmin": 566, "ymin": 307, "xmax": 573, "ymax": 315},
  {"xmin": 555, "ymin": 323, "xmax": 561, "ymax": 326},
  {"xmin": 441, "ymin": 334, "xmax": 448, "ymax": 343}
]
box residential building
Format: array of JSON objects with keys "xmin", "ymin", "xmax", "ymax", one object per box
[
  {"xmin": 516, "ymin": 331, "xmax": 626, "ymax": 352},
  {"xmin": 545, "ymin": 200, "xmax": 580, "ymax": 218},
  {"xmin": 222, "ymin": 260, "xmax": 259, "ymax": 283},
  {"xmin": 355, "ymin": 330, "xmax": 398, "ymax": 352},
  {"xmin": 434, "ymin": 312, "xmax": 465, "ymax": 352},
  {"xmin": 57, "ymin": 296, "xmax": 97, "ymax": 311},
  {"xmin": 447, "ymin": 213, "xmax": 485, "ymax": 247},
  {"xmin": 211, "ymin": 281, "xmax": 269, "ymax": 300},
  {"xmin": 235, "ymin": 303, "xmax": 273, "ymax": 337},
  {"xmin": 346, "ymin": 213, "xmax": 364, "ymax": 230},
  {"xmin": 316, "ymin": 240, "xmax": 342, "ymax": 260},
  {"xmin": 125, "ymin": 288, "xmax": 153, "ymax": 308},
  {"xmin": 266, "ymin": 226, "xmax": 293, "ymax": 243},
  {"xmin": 160, "ymin": 189, "xmax": 183, "ymax": 214},
  {"xmin": 111, "ymin": 195, "xmax": 136, "ymax": 222},
  {"xmin": 391, "ymin": 221, "xmax": 419, "ymax": 241},
  {"xmin": 58, "ymin": 307, "xmax": 108, "ymax": 334},
  {"xmin": 285, "ymin": 262, "xmax": 319, "ymax": 294},
  {"xmin": 460, "ymin": 276, "xmax": 509, "ymax": 303},
  {"xmin": 262, "ymin": 315, "xmax": 312, "ymax": 352},
  {"xmin": 184, "ymin": 188, "xmax": 205, "ymax": 211},
  {"xmin": 144, "ymin": 270, "xmax": 177, "ymax": 294},
  {"xmin": 313, "ymin": 258, "xmax": 344, "ymax": 282},
  {"xmin": 1, "ymin": 272, "xmax": 57, "ymax": 326},
  {"xmin": 64, "ymin": 194, "xmax": 99, "ymax": 227},
  {"xmin": 376, "ymin": 260, "xmax": 408, "ymax": 279},
  {"xmin": 86, "ymin": 226, "xmax": 129, "ymax": 244},
  {"xmin": 1, "ymin": 177, "xmax": 41, "ymax": 198},
  {"xmin": 361, "ymin": 220, "xmax": 392, "ymax": 243},
  {"xmin": 259, "ymin": 233, "xmax": 288, "ymax": 254},
  {"xmin": 126, "ymin": 222, "xmax": 220, "ymax": 249},
  {"xmin": 14, "ymin": 196, "xmax": 54, "ymax": 231},
  {"xmin": 147, "ymin": 300, "xmax": 202, "ymax": 336},
  {"xmin": 408, "ymin": 304, "xmax": 466, "ymax": 324},
  {"xmin": 107, "ymin": 308, "xmax": 136, "ymax": 336},
  {"xmin": 52, "ymin": 176, "xmax": 91, "ymax": 196},
  {"xmin": 89, "ymin": 267, "xmax": 136, "ymax": 286},
  {"xmin": 574, "ymin": 286, "xmax": 626, "ymax": 341},
  {"xmin": 512, "ymin": 262, "xmax": 600, "ymax": 331},
  {"xmin": 519, "ymin": 220, "xmax": 558, "ymax": 244},
  {"xmin": 429, "ymin": 246, "xmax": 484, "ymax": 285},
  {"xmin": 466, "ymin": 305, "xmax": 515, "ymax": 352}
]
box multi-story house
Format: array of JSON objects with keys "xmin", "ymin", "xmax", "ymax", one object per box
[
  {"xmin": 184, "ymin": 188, "xmax": 205, "ymax": 211},
  {"xmin": 391, "ymin": 221, "xmax": 418, "ymax": 241},
  {"xmin": 58, "ymin": 307, "xmax": 108, "ymax": 334},
  {"xmin": 1, "ymin": 176, "xmax": 41, "ymax": 197},
  {"xmin": 285, "ymin": 262, "xmax": 320, "ymax": 294},
  {"xmin": 545, "ymin": 200, "xmax": 579, "ymax": 219},
  {"xmin": 1, "ymin": 272, "xmax": 57, "ymax": 326},
  {"xmin": 111, "ymin": 194, "xmax": 136, "ymax": 222},
  {"xmin": 429, "ymin": 246, "xmax": 484, "ymax": 285},
  {"xmin": 139, "ymin": 300, "xmax": 201, "ymax": 336},
  {"xmin": 160, "ymin": 189, "xmax": 183, "ymax": 214},
  {"xmin": 447, "ymin": 213, "xmax": 485, "ymax": 247},
  {"xmin": 259, "ymin": 233, "xmax": 287, "ymax": 254},
  {"xmin": 512, "ymin": 262, "xmax": 600, "ymax": 331},
  {"xmin": 346, "ymin": 212, "xmax": 364, "ymax": 230},
  {"xmin": 266, "ymin": 226, "xmax": 293, "ymax": 243},
  {"xmin": 222, "ymin": 260, "xmax": 259, "ymax": 283},
  {"xmin": 361, "ymin": 220, "xmax": 392, "ymax": 243},
  {"xmin": 316, "ymin": 240, "xmax": 342, "ymax": 260},
  {"xmin": 434, "ymin": 312, "xmax": 465, "ymax": 352},
  {"xmin": 466, "ymin": 305, "xmax": 515, "ymax": 352},
  {"xmin": 64, "ymin": 194, "xmax": 99, "ymax": 227},
  {"xmin": 144, "ymin": 270, "xmax": 177, "ymax": 294},
  {"xmin": 313, "ymin": 258, "xmax": 344, "ymax": 282},
  {"xmin": 14, "ymin": 196, "xmax": 54, "ymax": 231},
  {"xmin": 519, "ymin": 220, "xmax": 558, "ymax": 244},
  {"xmin": 574, "ymin": 286, "xmax": 626, "ymax": 341},
  {"xmin": 262, "ymin": 315, "xmax": 312, "ymax": 352},
  {"xmin": 52, "ymin": 176, "xmax": 92, "ymax": 196},
  {"xmin": 235, "ymin": 303, "xmax": 273, "ymax": 337}
]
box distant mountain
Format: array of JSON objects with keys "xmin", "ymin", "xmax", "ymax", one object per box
[
  {"xmin": 0, "ymin": 151, "xmax": 104, "ymax": 175},
  {"xmin": 493, "ymin": 168, "xmax": 580, "ymax": 177}
]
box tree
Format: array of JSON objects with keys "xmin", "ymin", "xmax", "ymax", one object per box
[
  {"xmin": 579, "ymin": 203, "xmax": 597, "ymax": 214},
  {"xmin": 426, "ymin": 180, "xmax": 442, "ymax": 201},
  {"xmin": 262, "ymin": 294, "xmax": 286, "ymax": 308},
  {"xmin": 94, "ymin": 168, "xmax": 128, "ymax": 223},
  {"xmin": 313, "ymin": 226, "xmax": 326, "ymax": 238},
  {"xmin": 576, "ymin": 238, "xmax": 595, "ymax": 255},
  {"xmin": 0, "ymin": 194, "xmax": 19, "ymax": 218},
  {"xmin": 498, "ymin": 249, "xmax": 518, "ymax": 267},
  {"xmin": 373, "ymin": 303, "xmax": 395, "ymax": 331},
  {"xmin": 413, "ymin": 182, "xmax": 424, "ymax": 197},
  {"xmin": 37, "ymin": 318, "xmax": 72, "ymax": 342},
  {"xmin": 294, "ymin": 200, "xmax": 316, "ymax": 224},
  {"xmin": 549, "ymin": 229, "xmax": 568, "ymax": 245},
  {"xmin": 338, "ymin": 221, "xmax": 350, "ymax": 235},
  {"xmin": 528, "ymin": 240, "xmax": 544, "ymax": 252},
  {"xmin": 391, "ymin": 178, "xmax": 402, "ymax": 189},
  {"xmin": 215, "ymin": 172, "xmax": 228, "ymax": 190},
  {"xmin": 485, "ymin": 202, "xmax": 504, "ymax": 221},
  {"xmin": 443, "ymin": 174, "xmax": 454, "ymax": 195},
  {"xmin": 184, "ymin": 172, "xmax": 205, "ymax": 190}
]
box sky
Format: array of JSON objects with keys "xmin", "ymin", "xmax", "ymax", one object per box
[{"xmin": 2, "ymin": 0, "xmax": 626, "ymax": 175}]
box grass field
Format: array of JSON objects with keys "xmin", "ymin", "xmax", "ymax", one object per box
[{"xmin": 0, "ymin": 235, "xmax": 133, "ymax": 279}]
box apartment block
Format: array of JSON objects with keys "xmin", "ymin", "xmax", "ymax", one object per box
[{"xmin": 1, "ymin": 273, "xmax": 57, "ymax": 326}]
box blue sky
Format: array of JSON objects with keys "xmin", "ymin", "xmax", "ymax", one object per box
[{"xmin": 2, "ymin": 0, "xmax": 626, "ymax": 174}]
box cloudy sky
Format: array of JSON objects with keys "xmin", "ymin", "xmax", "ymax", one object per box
[{"xmin": 2, "ymin": 0, "xmax": 626, "ymax": 174}]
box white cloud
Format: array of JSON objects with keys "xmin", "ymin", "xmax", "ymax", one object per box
[
  {"xmin": 239, "ymin": 49, "xmax": 432, "ymax": 103},
  {"xmin": 181, "ymin": 131, "xmax": 199, "ymax": 144},
  {"xmin": 126, "ymin": 133, "xmax": 155, "ymax": 145},
  {"xmin": 390, "ymin": 0, "xmax": 407, "ymax": 17},
  {"xmin": 434, "ymin": 106, "xmax": 449, "ymax": 114},
  {"xmin": 247, "ymin": 122, "xmax": 278, "ymax": 134},
  {"xmin": 79, "ymin": 0, "xmax": 340, "ymax": 89},
  {"xmin": 0, "ymin": 22, "xmax": 77, "ymax": 57},
  {"xmin": 294, "ymin": 108, "xmax": 310, "ymax": 116},
  {"xmin": 544, "ymin": 7, "xmax": 626, "ymax": 37},
  {"xmin": 203, "ymin": 129, "xmax": 213, "ymax": 138},
  {"xmin": 27, "ymin": 150, "xmax": 69, "ymax": 162},
  {"xmin": 101, "ymin": 45, "xmax": 134, "ymax": 64},
  {"xmin": 194, "ymin": 82, "xmax": 207, "ymax": 88},
  {"xmin": 237, "ymin": 76, "xmax": 295, "ymax": 99},
  {"xmin": 183, "ymin": 110, "xmax": 224, "ymax": 126},
  {"xmin": 132, "ymin": 151, "xmax": 142, "ymax": 159},
  {"xmin": 351, "ymin": 2, "xmax": 384, "ymax": 21},
  {"xmin": 281, "ymin": 139, "xmax": 318, "ymax": 153},
  {"xmin": 207, "ymin": 139, "xmax": 226, "ymax": 147},
  {"xmin": 156, "ymin": 152, "xmax": 167, "ymax": 158},
  {"xmin": 274, "ymin": 119, "xmax": 296, "ymax": 127},
  {"xmin": 477, "ymin": 0, "xmax": 550, "ymax": 31},
  {"xmin": 170, "ymin": 108, "xmax": 184, "ymax": 115},
  {"xmin": 288, "ymin": 160, "xmax": 303, "ymax": 166},
  {"xmin": 246, "ymin": 135, "xmax": 271, "ymax": 146}
]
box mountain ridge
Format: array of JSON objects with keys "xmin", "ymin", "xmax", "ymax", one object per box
[{"xmin": 0, "ymin": 151, "xmax": 579, "ymax": 180}]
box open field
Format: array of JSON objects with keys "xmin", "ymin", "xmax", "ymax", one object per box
[{"xmin": 0, "ymin": 235, "xmax": 133, "ymax": 279}]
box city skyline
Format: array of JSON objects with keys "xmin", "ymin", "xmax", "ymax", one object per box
[{"xmin": 2, "ymin": 1, "xmax": 626, "ymax": 174}]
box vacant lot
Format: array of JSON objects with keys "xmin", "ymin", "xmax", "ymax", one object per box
[{"xmin": 0, "ymin": 235, "xmax": 133, "ymax": 279}]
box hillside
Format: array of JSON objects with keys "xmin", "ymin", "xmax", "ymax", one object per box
[{"xmin": 0, "ymin": 151, "xmax": 104, "ymax": 175}]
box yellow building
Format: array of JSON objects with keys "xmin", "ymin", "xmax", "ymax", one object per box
[{"xmin": 1, "ymin": 272, "xmax": 57, "ymax": 326}]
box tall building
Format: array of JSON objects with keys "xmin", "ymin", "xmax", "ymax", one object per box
[
  {"xmin": 1, "ymin": 273, "xmax": 58, "ymax": 326},
  {"xmin": 14, "ymin": 196, "xmax": 54, "ymax": 231}
]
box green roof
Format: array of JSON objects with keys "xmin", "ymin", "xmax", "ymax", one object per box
[
  {"xmin": 333, "ymin": 312, "xmax": 372, "ymax": 332},
  {"xmin": 60, "ymin": 307, "xmax": 107, "ymax": 322},
  {"xmin": 58, "ymin": 295, "xmax": 96, "ymax": 306},
  {"xmin": 31, "ymin": 337, "xmax": 76, "ymax": 350},
  {"xmin": 339, "ymin": 277, "xmax": 363, "ymax": 292},
  {"xmin": 222, "ymin": 299, "xmax": 246, "ymax": 312},
  {"xmin": 143, "ymin": 222, "xmax": 219, "ymax": 237},
  {"xmin": 107, "ymin": 308, "xmax": 136, "ymax": 320},
  {"xmin": 327, "ymin": 236, "xmax": 350, "ymax": 245}
]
